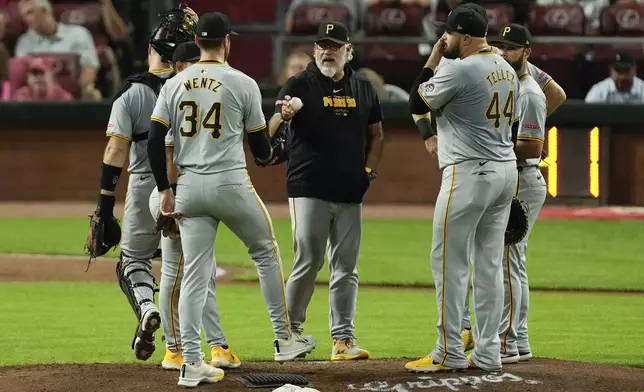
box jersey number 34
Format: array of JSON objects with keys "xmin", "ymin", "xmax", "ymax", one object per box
[
  {"xmin": 178, "ymin": 100, "xmax": 223, "ymax": 139},
  {"xmin": 485, "ymin": 91, "xmax": 514, "ymax": 129}
]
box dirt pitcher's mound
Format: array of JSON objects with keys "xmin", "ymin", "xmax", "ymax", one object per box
[{"xmin": 1, "ymin": 358, "xmax": 642, "ymax": 392}]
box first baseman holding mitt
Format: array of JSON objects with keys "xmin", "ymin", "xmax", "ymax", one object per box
[
  {"xmin": 489, "ymin": 24, "xmax": 549, "ymax": 364},
  {"xmin": 85, "ymin": 6, "xmax": 197, "ymax": 362}
]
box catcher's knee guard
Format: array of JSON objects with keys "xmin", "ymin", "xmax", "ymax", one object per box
[{"xmin": 116, "ymin": 252, "xmax": 158, "ymax": 321}]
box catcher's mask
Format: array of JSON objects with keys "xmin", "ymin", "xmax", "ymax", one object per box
[{"xmin": 149, "ymin": 6, "xmax": 197, "ymax": 63}]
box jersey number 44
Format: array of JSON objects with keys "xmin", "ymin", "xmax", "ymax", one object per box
[{"xmin": 485, "ymin": 91, "xmax": 515, "ymax": 129}]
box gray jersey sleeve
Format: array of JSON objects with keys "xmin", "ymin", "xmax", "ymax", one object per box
[
  {"xmin": 518, "ymin": 92, "xmax": 547, "ymax": 142},
  {"xmin": 151, "ymin": 84, "xmax": 172, "ymax": 129},
  {"xmin": 243, "ymin": 78, "xmax": 267, "ymax": 133},
  {"xmin": 418, "ymin": 63, "xmax": 464, "ymax": 111},
  {"xmin": 106, "ymin": 90, "xmax": 137, "ymax": 142},
  {"xmin": 526, "ymin": 62, "xmax": 553, "ymax": 92}
]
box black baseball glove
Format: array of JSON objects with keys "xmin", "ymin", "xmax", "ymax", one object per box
[
  {"xmin": 504, "ymin": 196, "xmax": 529, "ymax": 246},
  {"xmin": 255, "ymin": 121, "xmax": 289, "ymax": 167},
  {"xmin": 155, "ymin": 215, "xmax": 180, "ymax": 239},
  {"xmin": 84, "ymin": 195, "xmax": 121, "ymax": 270}
]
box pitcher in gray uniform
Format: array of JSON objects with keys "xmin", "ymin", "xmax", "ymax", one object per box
[
  {"xmin": 489, "ymin": 24, "xmax": 548, "ymax": 364},
  {"xmin": 91, "ymin": 7, "xmax": 196, "ymax": 361},
  {"xmin": 147, "ymin": 41, "xmax": 242, "ymax": 371},
  {"xmin": 406, "ymin": 5, "xmax": 518, "ymax": 373},
  {"xmin": 147, "ymin": 12, "xmax": 315, "ymax": 388}
]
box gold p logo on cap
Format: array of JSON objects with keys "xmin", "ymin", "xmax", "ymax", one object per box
[
  {"xmin": 503, "ymin": 26, "xmax": 511, "ymax": 36},
  {"xmin": 326, "ymin": 24, "xmax": 334, "ymax": 34}
]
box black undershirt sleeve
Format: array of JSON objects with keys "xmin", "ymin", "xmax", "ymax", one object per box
[
  {"xmin": 247, "ymin": 127, "xmax": 273, "ymax": 163},
  {"xmin": 409, "ymin": 68, "xmax": 435, "ymax": 115},
  {"xmin": 148, "ymin": 120, "xmax": 171, "ymax": 192}
]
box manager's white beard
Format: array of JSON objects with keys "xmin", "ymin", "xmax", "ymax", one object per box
[{"xmin": 315, "ymin": 55, "xmax": 348, "ymax": 78}]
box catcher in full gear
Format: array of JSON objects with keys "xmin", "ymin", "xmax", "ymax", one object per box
[{"xmin": 85, "ymin": 5, "xmax": 198, "ymax": 361}]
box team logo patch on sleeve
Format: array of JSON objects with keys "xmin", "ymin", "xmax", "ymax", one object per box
[{"xmin": 420, "ymin": 82, "xmax": 435, "ymax": 94}]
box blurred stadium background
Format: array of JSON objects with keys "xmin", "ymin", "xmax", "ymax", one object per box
[{"xmin": 1, "ymin": 0, "xmax": 644, "ymax": 210}]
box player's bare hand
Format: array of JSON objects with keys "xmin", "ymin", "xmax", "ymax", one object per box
[
  {"xmin": 160, "ymin": 189, "xmax": 181, "ymax": 219},
  {"xmin": 427, "ymin": 36, "xmax": 446, "ymax": 70},
  {"xmin": 281, "ymin": 95, "xmax": 295, "ymax": 121},
  {"xmin": 183, "ymin": 6, "xmax": 198, "ymax": 22},
  {"xmin": 425, "ymin": 136, "xmax": 438, "ymax": 158}
]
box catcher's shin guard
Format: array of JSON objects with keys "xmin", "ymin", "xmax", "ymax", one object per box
[{"xmin": 116, "ymin": 253, "xmax": 158, "ymax": 321}]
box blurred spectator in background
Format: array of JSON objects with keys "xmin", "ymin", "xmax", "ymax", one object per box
[
  {"xmin": 535, "ymin": 0, "xmax": 609, "ymax": 33},
  {"xmin": 99, "ymin": 0, "xmax": 130, "ymax": 42},
  {"xmin": 357, "ymin": 67, "xmax": 409, "ymax": 101},
  {"xmin": 285, "ymin": 0, "xmax": 368, "ymax": 34},
  {"xmin": 421, "ymin": 0, "xmax": 464, "ymax": 52},
  {"xmin": 12, "ymin": 56, "xmax": 73, "ymax": 101},
  {"xmin": 0, "ymin": 10, "xmax": 10, "ymax": 81},
  {"xmin": 15, "ymin": 0, "xmax": 102, "ymax": 99},
  {"xmin": 277, "ymin": 50, "xmax": 313, "ymax": 86},
  {"xmin": 585, "ymin": 52, "xmax": 644, "ymax": 103}
]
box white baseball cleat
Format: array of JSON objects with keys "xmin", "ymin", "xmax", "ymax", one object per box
[
  {"xmin": 273, "ymin": 334, "xmax": 316, "ymax": 361},
  {"xmin": 177, "ymin": 361, "xmax": 224, "ymax": 388},
  {"xmin": 519, "ymin": 351, "xmax": 533, "ymax": 361},
  {"xmin": 501, "ymin": 352, "xmax": 520, "ymax": 364}
]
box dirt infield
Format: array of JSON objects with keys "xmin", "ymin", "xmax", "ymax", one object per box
[{"xmin": 0, "ymin": 358, "xmax": 643, "ymax": 392}]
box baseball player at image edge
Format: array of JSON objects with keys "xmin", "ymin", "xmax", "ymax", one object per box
[{"xmin": 147, "ymin": 12, "xmax": 316, "ymax": 388}]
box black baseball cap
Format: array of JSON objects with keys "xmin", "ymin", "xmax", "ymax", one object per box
[
  {"xmin": 316, "ymin": 21, "xmax": 350, "ymax": 45},
  {"xmin": 173, "ymin": 42, "xmax": 201, "ymax": 63},
  {"xmin": 612, "ymin": 51, "xmax": 635, "ymax": 72},
  {"xmin": 433, "ymin": 5, "xmax": 488, "ymax": 38},
  {"xmin": 196, "ymin": 12, "xmax": 238, "ymax": 40},
  {"xmin": 489, "ymin": 24, "xmax": 532, "ymax": 48},
  {"xmin": 461, "ymin": 2, "xmax": 487, "ymax": 19}
]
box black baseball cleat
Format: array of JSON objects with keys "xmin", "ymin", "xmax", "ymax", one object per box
[{"xmin": 131, "ymin": 307, "xmax": 161, "ymax": 361}]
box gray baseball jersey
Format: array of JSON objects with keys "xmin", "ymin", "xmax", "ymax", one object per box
[
  {"xmin": 515, "ymin": 74, "xmax": 547, "ymax": 167},
  {"xmin": 151, "ymin": 62, "xmax": 308, "ymax": 364},
  {"xmin": 419, "ymin": 51, "xmax": 518, "ymax": 169},
  {"xmin": 151, "ymin": 63, "xmax": 266, "ymax": 174},
  {"xmin": 106, "ymin": 70, "xmax": 174, "ymax": 173},
  {"xmin": 437, "ymin": 51, "xmax": 553, "ymax": 92}
]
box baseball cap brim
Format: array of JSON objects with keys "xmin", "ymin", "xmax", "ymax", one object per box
[
  {"xmin": 488, "ymin": 37, "xmax": 524, "ymax": 48},
  {"xmin": 316, "ymin": 37, "xmax": 347, "ymax": 45},
  {"xmin": 431, "ymin": 20, "xmax": 467, "ymax": 34}
]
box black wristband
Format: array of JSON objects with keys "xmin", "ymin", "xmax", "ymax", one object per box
[
  {"xmin": 100, "ymin": 163, "xmax": 123, "ymax": 192},
  {"xmin": 97, "ymin": 194, "xmax": 115, "ymax": 218},
  {"xmin": 415, "ymin": 118, "xmax": 436, "ymax": 140},
  {"xmin": 170, "ymin": 183, "xmax": 177, "ymax": 194}
]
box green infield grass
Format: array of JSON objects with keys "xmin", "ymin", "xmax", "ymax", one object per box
[
  {"xmin": 0, "ymin": 282, "xmax": 642, "ymax": 367},
  {"xmin": 0, "ymin": 218, "xmax": 641, "ymax": 291}
]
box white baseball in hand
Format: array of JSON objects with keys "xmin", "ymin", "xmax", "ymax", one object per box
[{"xmin": 290, "ymin": 97, "xmax": 303, "ymax": 112}]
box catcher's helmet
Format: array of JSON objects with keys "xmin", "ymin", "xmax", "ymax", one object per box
[{"xmin": 149, "ymin": 7, "xmax": 197, "ymax": 63}]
